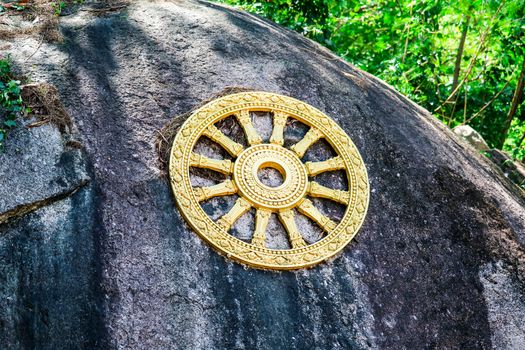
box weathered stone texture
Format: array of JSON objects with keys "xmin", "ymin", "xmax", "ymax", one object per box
[
  {"xmin": 0, "ymin": 121, "xmax": 89, "ymax": 223},
  {"xmin": 1, "ymin": 1, "xmax": 524, "ymax": 349},
  {"xmin": 0, "ymin": 121, "xmax": 101, "ymax": 349}
]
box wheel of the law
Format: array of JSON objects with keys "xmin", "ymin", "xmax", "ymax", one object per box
[{"xmin": 169, "ymin": 91, "xmax": 369, "ymax": 270}]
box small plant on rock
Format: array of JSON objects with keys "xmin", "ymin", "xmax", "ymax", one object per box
[
  {"xmin": 0, "ymin": 58, "xmax": 26, "ymax": 151},
  {"xmin": 51, "ymin": 1, "xmax": 65, "ymax": 16}
]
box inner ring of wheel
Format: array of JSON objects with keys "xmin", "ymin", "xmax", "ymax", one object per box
[{"xmin": 233, "ymin": 144, "xmax": 308, "ymax": 210}]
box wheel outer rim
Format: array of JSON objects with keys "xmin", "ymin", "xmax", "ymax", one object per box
[{"xmin": 169, "ymin": 91, "xmax": 370, "ymax": 270}]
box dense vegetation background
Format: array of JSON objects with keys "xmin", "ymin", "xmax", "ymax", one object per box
[{"xmin": 214, "ymin": 0, "xmax": 525, "ymax": 160}]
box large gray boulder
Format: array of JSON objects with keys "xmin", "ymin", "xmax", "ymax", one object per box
[{"xmin": 1, "ymin": 1, "xmax": 524, "ymax": 349}]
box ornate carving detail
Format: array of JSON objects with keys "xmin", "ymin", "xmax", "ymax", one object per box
[
  {"xmin": 305, "ymin": 156, "xmax": 345, "ymax": 176},
  {"xmin": 202, "ymin": 124, "xmax": 244, "ymax": 156},
  {"xmin": 290, "ymin": 127, "xmax": 323, "ymax": 158},
  {"xmin": 233, "ymin": 144, "xmax": 308, "ymax": 209},
  {"xmin": 278, "ymin": 210, "xmax": 307, "ymax": 248},
  {"xmin": 194, "ymin": 180, "xmax": 237, "ymax": 202},
  {"xmin": 297, "ymin": 198, "xmax": 337, "ymax": 231},
  {"xmin": 235, "ymin": 109, "xmax": 262, "ymax": 145},
  {"xmin": 190, "ymin": 152, "xmax": 234, "ymax": 174},
  {"xmin": 269, "ymin": 111, "xmax": 288, "ymax": 145},
  {"xmin": 252, "ymin": 208, "xmax": 271, "ymax": 247},
  {"xmin": 307, "ymin": 182, "xmax": 350, "ymax": 205},
  {"xmin": 216, "ymin": 197, "xmax": 251, "ymax": 231},
  {"xmin": 169, "ymin": 91, "xmax": 370, "ymax": 270}
]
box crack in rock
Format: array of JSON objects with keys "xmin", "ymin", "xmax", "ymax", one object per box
[{"xmin": 0, "ymin": 178, "xmax": 89, "ymax": 225}]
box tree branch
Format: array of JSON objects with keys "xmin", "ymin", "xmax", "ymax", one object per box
[
  {"xmin": 499, "ymin": 57, "xmax": 525, "ymax": 148},
  {"xmin": 435, "ymin": 2, "xmax": 505, "ymax": 112},
  {"xmin": 401, "ymin": 4, "xmax": 413, "ymax": 64},
  {"xmin": 463, "ymin": 77, "xmax": 512, "ymax": 125},
  {"xmin": 452, "ymin": 15, "xmax": 470, "ymax": 93}
]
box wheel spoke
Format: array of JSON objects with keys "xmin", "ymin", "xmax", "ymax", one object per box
[
  {"xmin": 194, "ymin": 180, "xmax": 237, "ymax": 202},
  {"xmin": 278, "ymin": 210, "xmax": 307, "ymax": 248},
  {"xmin": 202, "ymin": 124, "xmax": 244, "ymax": 157},
  {"xmin": 235, "ymin": 110, "xmax": 262, "ymax": 145},
  {"xmin": 290, "ymin": 127, "xmax": 323, "ymax": 158},
  {"xmin": 190, "ymin": 152, "xmax": 234, "ymax": 174},
  {"xmin": 269, "ymin": 111, "xmax": 288, "ymax": 146},
  {"xmin": 305, "ymin": 156, "xmax": 345, "ymax": 176},
  {"xmin": 308, "ymin": 181, "xmax": 350, "ymax": 205},
  {"xmin": 297, "ymin": 199, "xmax": 337, "ymax": 232},
  {"xmin": 252, "ymin": 208, "xmax": 271, "ymax": 247},
  {"xmin": 216, "ymin": 197, "xmax": 251, "ymax": 231}
]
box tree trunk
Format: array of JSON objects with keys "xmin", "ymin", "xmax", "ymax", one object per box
[
  {"xmin": 452, "ymin": 15, "xmax": 470, "ymax": 94},
  {"xmin": 499, "ymin": 57, "xmax": 525, "ymax": 148}
]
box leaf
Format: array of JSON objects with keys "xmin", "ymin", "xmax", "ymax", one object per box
[{"xmin": 4, "ymin": 120, "xmax": 16, "ymax": 128}]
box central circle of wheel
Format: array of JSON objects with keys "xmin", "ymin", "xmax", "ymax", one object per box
[
  {"xmin": 233, "ymin": 143, "xmax": 308, "ymax": 210},
  {"xmin": 256, "ymin": 162, "xmax": 286, "ymax": 188}
]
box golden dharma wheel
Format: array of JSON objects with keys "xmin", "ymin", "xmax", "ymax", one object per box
[{"xmin": 169, "ymin": 91, "xmax": 369, "ymax": 270}]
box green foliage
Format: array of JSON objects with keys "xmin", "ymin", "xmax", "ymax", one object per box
[
  {"xmin": 0, "ymin": 58, "xmax": 24, "ymax": 151},
  {"xmin": 215, "ymin": 0, "xmax": 525, "ymax": 161},
  {"xmin": 504, "ymin": 118, "xmax": 525, "ymax": 159},
  {"xmin": 52, "ymin": 1, "xmax": 66, "ymax": 16}
]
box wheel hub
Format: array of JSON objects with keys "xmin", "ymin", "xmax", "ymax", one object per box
[{"xmin": 233, "ymin": 144, "xmax": 308, "ymax": 210}]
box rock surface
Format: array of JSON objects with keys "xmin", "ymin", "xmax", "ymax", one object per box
[
  {"xmin": 0, "ymin": 120, "xmax": 100, "ymax": 348},
  {"xmin": 0, "ymin": 120, "xmax": 89, "ymax": 223},
  {"xmin": 486, "ymin": 149, "xmax": 525, "ymax": 191},
  {"xmin": 1, "ymin": 1, "xmax": 525, "ymax": 349},
  {"xmin": 453, "ymin": 124, "xmax": 490, "ymax": 151}
]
